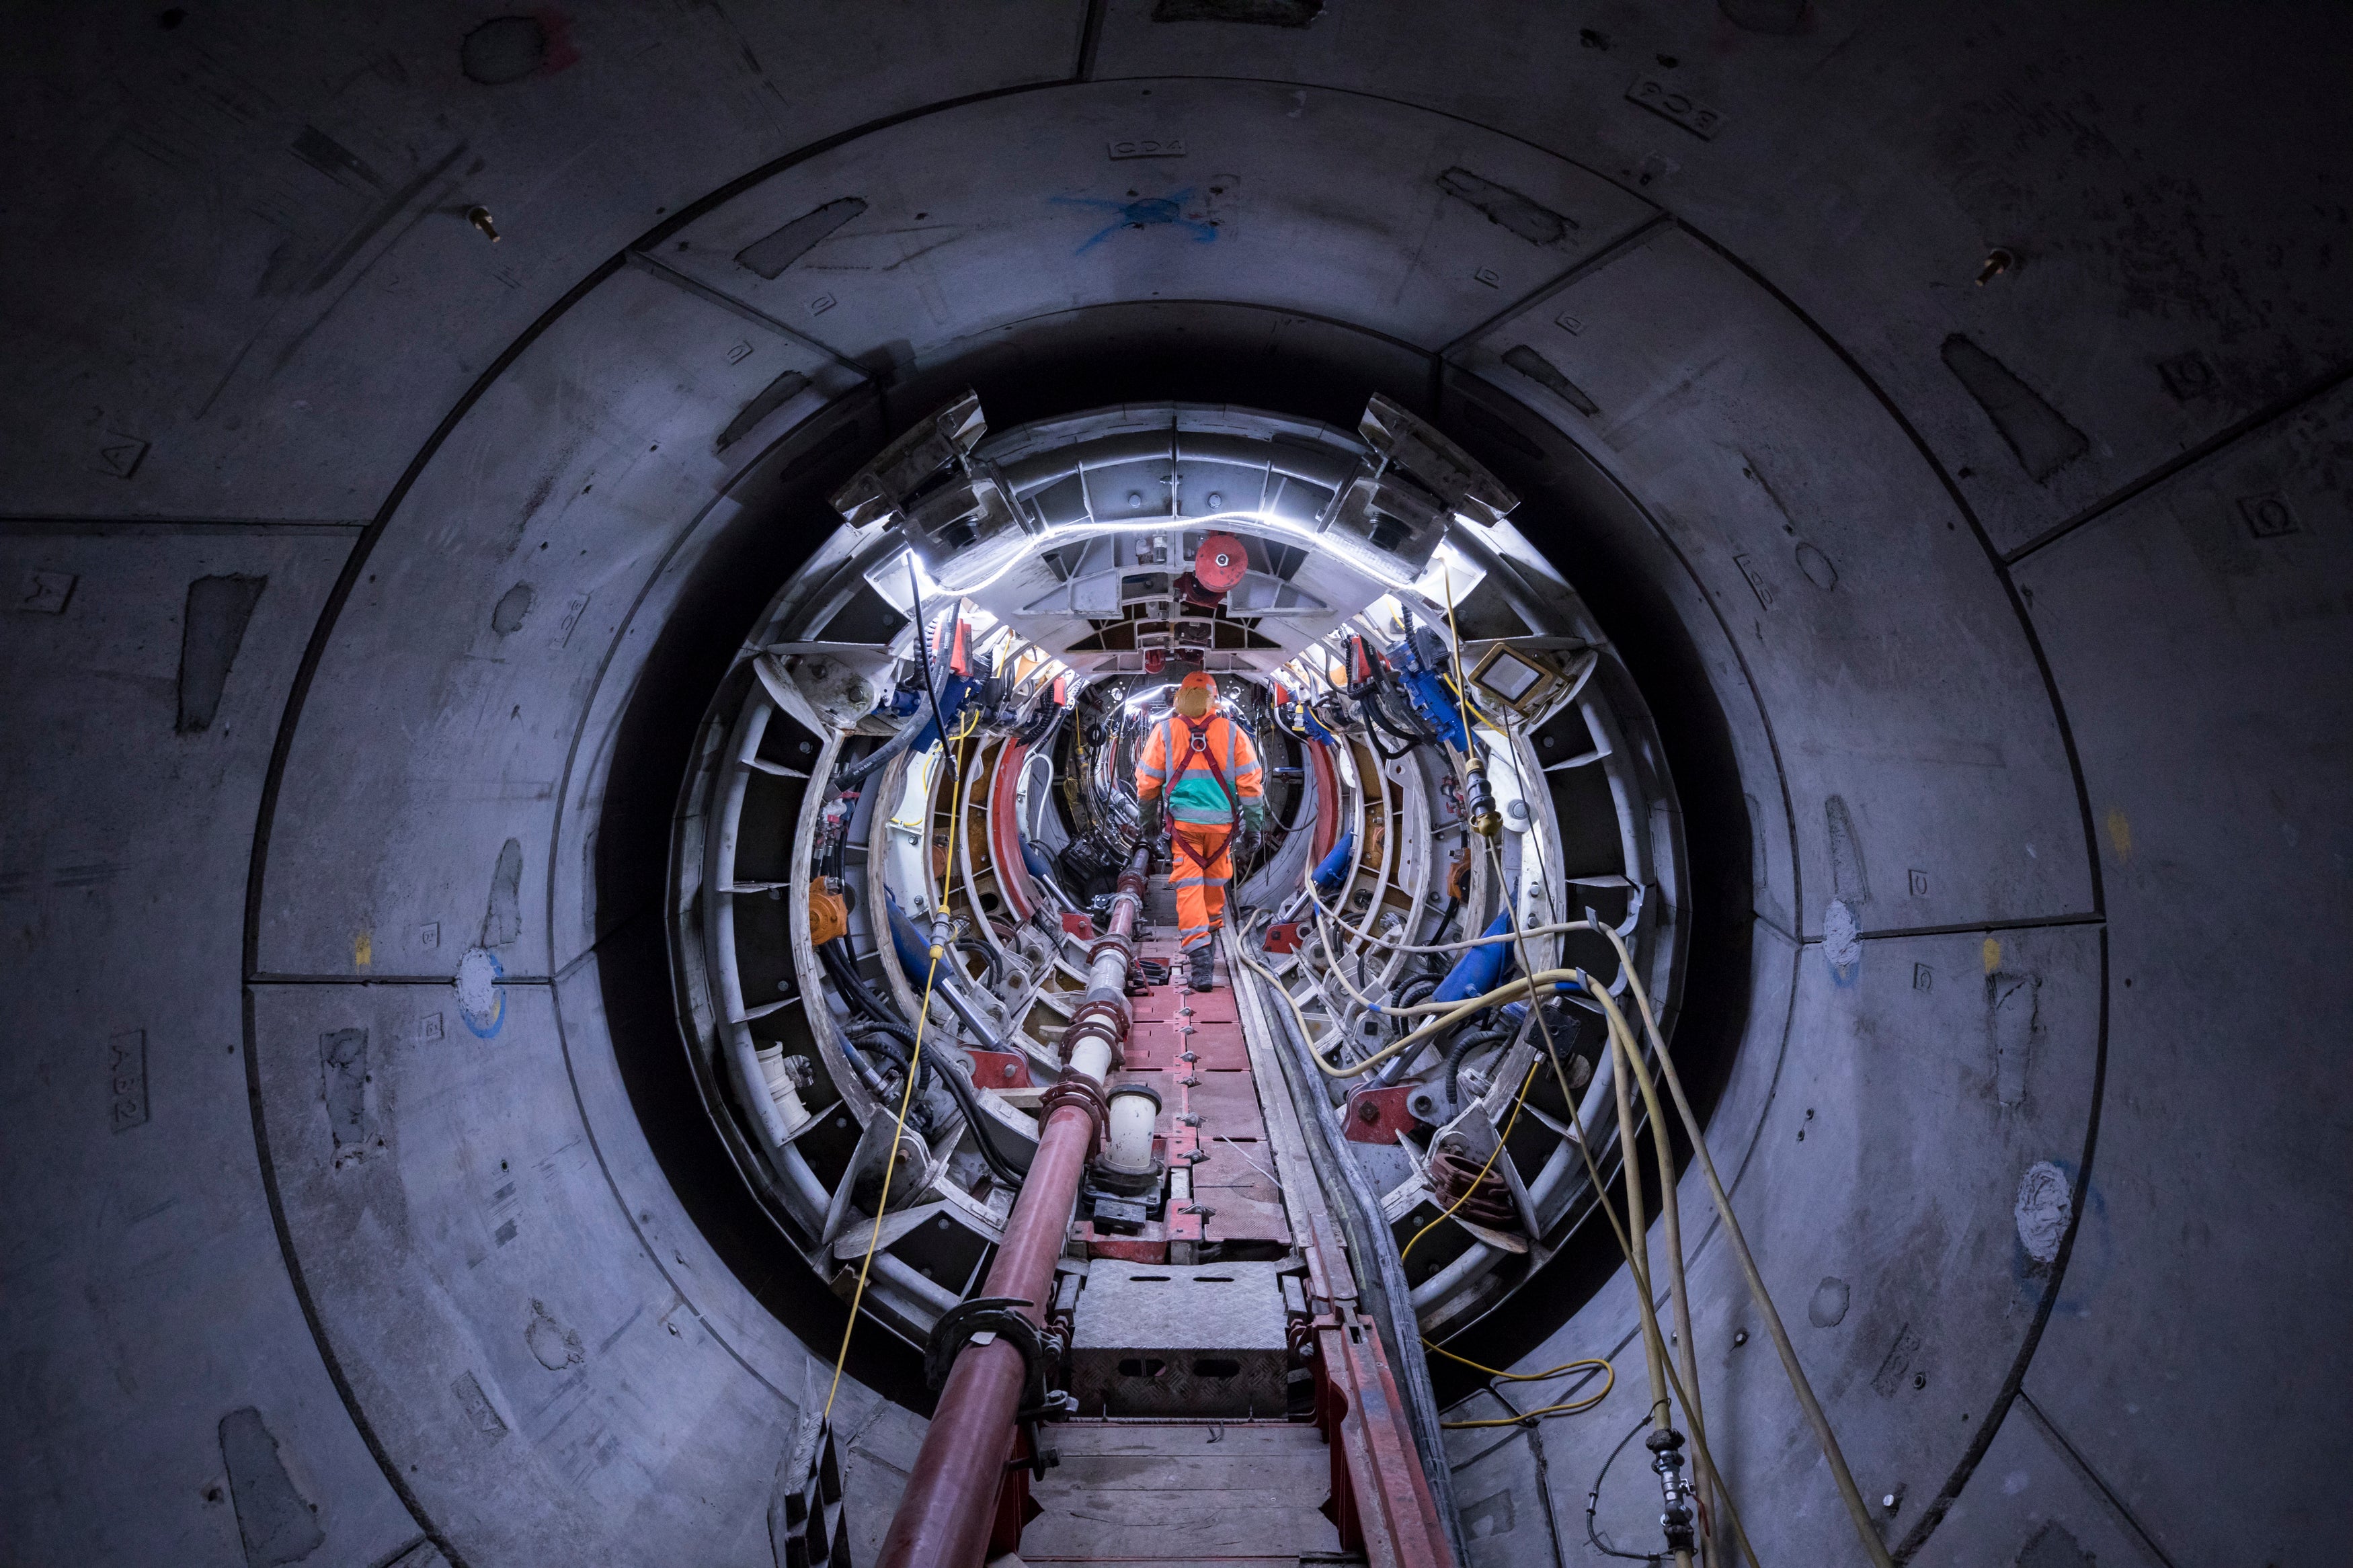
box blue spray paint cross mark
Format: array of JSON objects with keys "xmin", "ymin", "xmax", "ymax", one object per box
[{"xmin": 1051, "ymin": 190, "xmax": 1218, "ymax": 253}]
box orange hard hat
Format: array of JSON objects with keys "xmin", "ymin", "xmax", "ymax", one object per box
[{"xmin": 1174, "ymin": 669, "xmax": 1215, "ymax": 717}]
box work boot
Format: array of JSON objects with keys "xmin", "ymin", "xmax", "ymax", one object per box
[{"xmin": 1189, "ymin": 947, "xmax": 1215, "ymax": 992}]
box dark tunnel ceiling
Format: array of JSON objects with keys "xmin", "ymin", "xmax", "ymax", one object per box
[{"xmin": 1, "ymin": 5, "xmax": 2348, "ymax": 1568}]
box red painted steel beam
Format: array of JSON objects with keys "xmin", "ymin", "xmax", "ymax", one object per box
[
  {"xmin": 986, "ymin": 737, "xmax": 1035, "ymax": 921},
  {"xmin": 1308, "ymin": 737, "xmax": 1341, "ymax": 866},
  {"xmin": 1318, "ymin": 1313, "xmax": 1456, "ymax": 1568}
]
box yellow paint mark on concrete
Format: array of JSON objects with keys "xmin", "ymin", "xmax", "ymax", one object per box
[
  {"xmin": 354, "ymin": 929, "xmax": 372, "ymax": 968},
  {"xmin": 2105, "ymin": 807, "xmax": 2132, "ymax": 863},
  {"xmin": 1982, "ymin": 936, "xmax": 2002, "ymax": 974}
]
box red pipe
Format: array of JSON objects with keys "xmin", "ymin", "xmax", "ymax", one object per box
[
  {"xmin": 875, "ymin": 1102, "xmax": 1094, "ymax": 1568},
  {"xmin": 876, "ymin": 848, "xmax": 1147, "ymax": 1568}
]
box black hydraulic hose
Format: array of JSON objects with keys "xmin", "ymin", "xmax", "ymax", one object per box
[
  {"xmin": 1397, "ymin": 973, "xmax": 1441, "ymax": 1010},
  {"xmin": 836, "ymin": 723, "xmax": 924, "ymax": 788},
  {"xmin": 818, "ymin": 940, "xmax": 896, "ymax": 1026},
  {"xmin": 1444, "ymin": 1025, "xmax": 1512, "ymax": 1107},
  {"xmin": 833, "ymin": 592, "xmax": 973, "ymax": 792},
  {"xmin": 823, "ymin": 942, "xmax": 1029, "ymax": 1187},
  {"xmin": 1355, "ymin": 696, "xmax": 1419, "ymax": 762},
  {"xmin": 1369, "ymin": 681, "xmax": 1440, "ymax": 745},
  {"xmin": 838, "ymin": 926, "xmax": 1040, "ymax": 1184},
  {"xmin": 1369, "ymin": 973, "xmax": 1446, "ymax": 1087},
  {"xmin": 843, "ymin": 1016, "xmax": 936, "ymax": 1103},
  {"xmin": 1018, "ymin": 693, "xmax": 1068, "ymax": 749},
  {"xmin": 818, "ymin": 942, "xmax": 932, "ymax": 1113},
  {"xmin": 936, "ymin": 1061, "xmax": 1033, "ymax": 1188},
  {"xmin": 908, "ymin": 559, "xmax": 960, "ymax": 796},
  {"xmin": 1587, "ymin": 1413, "xmax": 1668, "ymax": 1563},
  {"xmin": 1424, "ymin": 895, "xmax": 1461, "ymax": 946},
  {"xmin": 848, "ymin": 1018, "xmax": 1029, "ymax": 1189},
  {"xmin": 955, "ymin": 936, "xmax": 1004, "ymax": 986}
]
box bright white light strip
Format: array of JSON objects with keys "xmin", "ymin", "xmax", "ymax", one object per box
[
  {"xmin": 915, "ymin": 509, "xmax": 1435, "ymax": 601},
  {"xmin": 878, "ymin": 513, "xmax": 1498, "ymax": 697}
]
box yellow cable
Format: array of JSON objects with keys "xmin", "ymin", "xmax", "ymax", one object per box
[
  {"xmin": 1237, "ymin": 934, "xmax": 1598, "ymax": 1080},
  {"xmin": 1429, "ymin": 1346, "xmax": 1615, "ymax": 1429},
  {"xmin": 1400, "ymin": 1059, "xmax": 1538, "ymax": 1260},
  {"xmin": 822, "ymin": 950, "xmax": 935, "ymax": 1423},
  {"xmin": 1568, "ymin": 973, "xmax": 1764, "ymax": 1568},
  {"xmin": 1439, "ymin": 671, "xmax": 1495, "ymax": 733},
  {"xmin": 822, "ymin": 714, "xmax": 974, "ymax": 1421},
  {"xmin": 1427, "ymin": 1342, "xmax": 1611, "ymax": 1388},
  {"xmin": 1304, "ymin": 878, "xmax": 1590, "ymax": 954}
]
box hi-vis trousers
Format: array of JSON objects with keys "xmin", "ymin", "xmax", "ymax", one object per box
[{"xmin": 1170, "ymin": 820, "xmax": 1235, "ymax": 952}]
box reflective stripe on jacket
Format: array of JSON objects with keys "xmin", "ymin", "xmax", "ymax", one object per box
[{"xmin": 1136, "ymin": 712, "xmax": 1263, "ymax": 825}]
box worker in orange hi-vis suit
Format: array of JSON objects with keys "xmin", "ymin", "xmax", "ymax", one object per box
[{"xmin": 1134, "ymin": 670, "xmax": 1267, "ymax": 991}]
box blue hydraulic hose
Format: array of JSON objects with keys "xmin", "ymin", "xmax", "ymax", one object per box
[
  {"xmin": 1312, "ymin": 831, "xmax": 1357, "ymax": 897},
  {"xmin": 1431, "ymin": 909, "xmax": 1515, "ymax": 1005}
]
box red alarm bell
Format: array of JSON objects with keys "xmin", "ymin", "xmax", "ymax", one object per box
[{"xmin": 1193, "ymin": 532, "xmax": 1248, "ymax": 595}]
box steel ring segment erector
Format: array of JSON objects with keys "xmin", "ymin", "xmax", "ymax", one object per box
[{"xmin": 668, "ymin": 392, "xmax": 1687, "ymax": 1568}]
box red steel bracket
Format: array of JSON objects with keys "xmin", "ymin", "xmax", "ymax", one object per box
[
  {"xmin": 1342, "ymin": 1083, "xmax": 1418, "ymax": 1144},
  {"xmin": 965, "ymin": 1048, "xmax": 1031, "ymax": 1089}
]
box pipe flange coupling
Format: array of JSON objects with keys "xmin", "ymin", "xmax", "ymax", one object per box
[
  {"xmin": 1065, "ymin": 996, "xmax": 1128, "ymax": 1032},
  {"xmin": 1107, "ymin": 1081, "xmax": 1162, "ymax": 1112},
  {"xmin": 1083, "ymin": 930, "xmax": 1138, "ymax": 969},
  {"xmin": 1037, "ymin": 1077, "xmax": 1109, "ymax": 1158},
  {"xmin": 923, "ymin": 1297, "xmax": 1064, "ymax": 1415},
  {"xmin": 1062, "ymin": 997, "xmax": 1132, "ymax": 1066},
  {"xmin": 1088, "ymin": 1158, "xmax": 1164, "ymax": 1196}
]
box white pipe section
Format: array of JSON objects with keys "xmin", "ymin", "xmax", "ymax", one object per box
[
  {"xmin": 1066, "ymin": 1033, "xmax": 1113, "ymax": 1085},
  {"xmin": 1103, "ymin": 1089, "xmax": 1157, "ymax": 1175},
  {"xmin": 756, "ymin": 1044, "xmax": 812, "ymax": 1138}
]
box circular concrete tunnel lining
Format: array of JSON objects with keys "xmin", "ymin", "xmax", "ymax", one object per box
[{"xmin": 238, "ymin": 75, "xmax": 2107, "ymax": 1568}]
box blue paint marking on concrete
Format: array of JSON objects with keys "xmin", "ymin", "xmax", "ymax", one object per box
[
  {"xmin": 2005, "ymin": 1155, "xmax": 2111, "ymax": 1315},
  {"xmin": 1823, "ymin": 898, "xmax": 1863, "ymax": 987},
  {"xmin": 459, "ymin": 948, "xmax": 506, "ymax": 1039},
  {"xmin": 1051, "ymin": 190, "xmax": 1218, "ymax": 253},
  {"xmin": 2052, "ymin": 1165, "xmax": 2113, "ymax": 1316}
]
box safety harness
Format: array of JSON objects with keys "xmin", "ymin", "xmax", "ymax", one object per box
[{"xmin": 1165, "ymin": 714, "xmax": 1240, "ymax": 878}]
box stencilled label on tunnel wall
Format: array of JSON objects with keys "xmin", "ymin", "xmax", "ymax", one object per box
[
  {"xmin": 1109, "ymin": 135, "xmax": 1187, "ymax": 159},
  {"xmin": 108, "ymin": 1028, "xmax": 148, "ymax": 1132}
]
